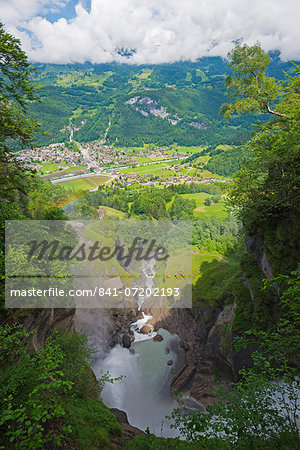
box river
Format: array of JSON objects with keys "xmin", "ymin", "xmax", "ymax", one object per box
[{"xmin": 93, "ymin": 324, "xmax": 183, "ymax": 437}]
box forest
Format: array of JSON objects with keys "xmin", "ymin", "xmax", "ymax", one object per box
[{"xmin": 23, "ymin": 55, "xmax": 293, "ymax": 148}]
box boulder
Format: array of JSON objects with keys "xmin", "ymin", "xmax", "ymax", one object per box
[
  {"xmin": 122, "ymin": 333, "xmax": 132, "ymax": 348},
  {"xmin": 167, "ymin": 359, "xmax": 173, "ymax": 366},
  {"xmin": 140, "ymin": 325, "xmax": 151, "ymax": 334},
  {"xmin": 165, "ymin": 348, "xmax": 170, "ymax": 354},
  {"xmin": 153, "ymin": 334, "xmax": 163, "ymax": 342}
]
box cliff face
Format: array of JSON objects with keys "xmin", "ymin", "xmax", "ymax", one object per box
[
  {"xmin": 142, "ymin": 226, "xmax": 294, "ymax": 405},
  {"xmin": 19, "ymin": 308, "xmax": 75, "ymax": 350},
  {"xmin": 245, "ymin": 236, "xmax": 274, "ymax": 279},
  {"xmin": 144, "ymin": 302, "xmax": 235, "ymax": 406}
]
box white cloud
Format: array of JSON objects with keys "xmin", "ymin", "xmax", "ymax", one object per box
[
  {"xmin": 0, "ymin": 0, "xmax": 68, "ymax": 23},
  {"xmin": 2, "ymin": 0, "xmax": 300, "ymax": 64}
]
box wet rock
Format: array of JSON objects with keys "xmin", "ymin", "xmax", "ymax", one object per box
[
  {"xmin": 110, "ymin": 408, "xmax": 145, "ymax": 438},
  {"xmin": 136, "ymin": 311, "xmax": 144, "ymax": 320},
  {"xmin": 140, "ymin": 325, "xmax": 151, "ymax": 334},
  {"xmin": 165, "ymin": 348, "xmax": 170, "ymax": 354},
  {"xmin": 167, "ymin": 359, "xmax": 173, "ymax": 366},
  {"xmin": 122, "ymin": 333, "xmax": 132, "ymax": 348},
  {"xmin": 179, "ymin": 340, "xmax": 190, "ymax": 351},
  {"xmin": 153, "ymin": 334, "xmax": 163, "ymax": 342},
  {"xmin": 24, "ymin": 308, "xmax": 75, "ymax": 350}
]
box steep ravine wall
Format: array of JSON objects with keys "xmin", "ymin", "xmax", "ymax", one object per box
[
  {"xmin": 7, "ymin": 308, "xmax": 76, "ymax": 351},
  {"xmin": 8, "ymin": 231, "xmax": 285, "ymax": 429},
  {"xmin": 144, "ymin": 302, "xmax": 236, "ymax": 407},
  {"xmin": 140, "ymin": 234, "xmax": 284, "ymax": 406}
]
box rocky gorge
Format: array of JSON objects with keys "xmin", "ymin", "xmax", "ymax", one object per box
[{"xmin": 8, "ymin": 225, "xmax": 295, "ymax": 440}]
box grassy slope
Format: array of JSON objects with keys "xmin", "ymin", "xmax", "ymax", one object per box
[
  {"xmin": 38, "ymin": 162, "xmax": 87, "ymax": 174},
  {"xmin": 97, "ymin": 205, "xmax": 126, "ymax": 219},
  {"xmin": 57, "ymin": 175, "xmax": 111, "ymax": 192}
]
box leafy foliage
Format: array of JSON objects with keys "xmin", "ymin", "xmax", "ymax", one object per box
[
  {"xmin": 171, "ymin": 266, "xmax": 300, "ymax": 447},
  {"xmin": 221, "ymin": 43, "xmax": 283, "ymax": 118},
  {"xmin": 0, "ymin": 23, "xmax": 39, "ymax": 149},
  {"xmin": 170, "ymin": 196, "xmax": 196, "ymax": 220},
  {"xmin": 204, "ymin": 145, "xmax": 251, "ymax": 177},
  {"xmin": 224, "ymin": 47, "xmax": 300, "ymax": 274},
  {"xmin": 0, "ymin": 326, "xmax": 122, "ymax": 449}
]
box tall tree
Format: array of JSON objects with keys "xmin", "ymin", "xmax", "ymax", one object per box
[
  {"xmin": 0, "ymin": 22, "xmax": 39, "ymax": 205},
  {"xmin": 0, "ymin": 22, "xmax": 39, "ymax": 148},
  {"xmin": 221, "ymin": 43, "xmax": 287, "ymax": 118},
  {"xmin": 222, "ymin": 44, "xmax": 300, "ymax": 273}
]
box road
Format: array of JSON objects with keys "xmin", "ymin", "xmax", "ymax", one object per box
[{"xmin": 50, "ymin": 155, "xmax": 183, "ymax": 184}]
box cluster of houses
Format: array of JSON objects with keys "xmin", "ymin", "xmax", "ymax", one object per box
[
  {"xmin": 16, "ymin": 141, "xmax": 223, "ymax": 188},
  {"xmin": 81, "ymin": 142, "xmax": 139, "ymax": 166},
  {"xmin": 17, "ymin": 141, "xmax": 192, "ymax": 177},
  {"xmin": 118, "ymin": 172, "xmax": 157, "ymax": 186},
  {"xmin": 129, "ymin": 146, "xmax": 186, "ymax": 160},
  {"xmin": 80, "ymin": 142, "xmax": 187, "ymax": 167},
  {"xmin": 161, "ymin": 175, "xmax": 221, "ymax": 187},
  {"xmin": 104, "ymin": 167, "xmax": 221, "ymax": 188},
  {"xmin": 17, "ymin": 143, "xmax": 84, "ymax": 172}
]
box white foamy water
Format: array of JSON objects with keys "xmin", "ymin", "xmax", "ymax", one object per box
[
  {"xmin": 130, "ymin": 312, "xmax": 157, "ymax": 342},
  {"xmin": 93, "ymin": 328, "xmax": 182, "ymax": 437}
]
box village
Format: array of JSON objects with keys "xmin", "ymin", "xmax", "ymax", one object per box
[
  {"xmin": 16, "ymin": 142, "xmax": 85, "ymax": 172},
  {"xmin": 16, "ymin": 141, "xmax": 222, "ymax": 187},
  {"xmin": 80, "ymin": 142, "xmax": 187, "ymax": 166},
  {"xmin": 17, "ymin": 142, "xmax": 185, "ymax": 171},
  {"xmin": 105, "ymin": 164, "xmax": 221, "ymax": 188}
]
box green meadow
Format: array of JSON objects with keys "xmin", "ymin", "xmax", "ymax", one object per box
[
  {"xmin": 179, "ymin": 193, "xmax": 228, "ymax": 219},
  {"xmin": 57, "ymin": 175, "xmax": 111, "ymax": 192},
  {"xmin": 97, "ymin": 205, "xmax": 126, "ymax": 219},
  {"xmin": 120, "ymin": 160, "xmax": 180, "ymax": 176},
  {"xmin": 56, "ymin": 70, "xmax": 114, "ymax": 88},
  {"xmin": 39, "ymin": 162, "xmax": 87, "ymax": 175}
]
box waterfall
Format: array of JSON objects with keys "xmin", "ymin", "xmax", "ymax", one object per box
[
  {"xmin": 75, "ymin": 249, "xmax": 185, "ymax": 437},
  {"xmin": 93, "ymin": 329, "xmax": 182, "ymax": 437}
]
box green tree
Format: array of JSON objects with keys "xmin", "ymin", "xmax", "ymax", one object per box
[
  {"xmin": 0, "ymin": 326, "xmax": 123, "ymax": 449},
  {"xmin": 222, "ymin": 45, "xmax": 300, "ymax": 273},
  {"xmin": 0, "ymin": 22, "xmax": 40, "ymax": 208},
  {"xmin": 0, "ymin": 22, "xmax": 39, "ymax": 147},
  {"xmin": 170, "ymin": 196, "xmax": 196, "ymax": 220},
  {"xmin": 220, "ymin": 43, "xmax": 286, "ymax": 119}
]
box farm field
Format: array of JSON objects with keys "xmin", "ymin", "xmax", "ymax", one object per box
[
  {"xmin": 181, "ymin": 192, "xmax": 214, "ymax": 206},
  {"xmin": 167, "ymin": 192, "xmax": 228, "ymax": 220},
  {"xmin": 56, "ymin": 70, "xmax": 114, "ymax": 88},
  {"xmin": 134, "ymin": 157, "xmax": 153, "ymax": 164},
  {"xmin": 97, "ymin": 205, "xmax": 126, "ymax": 219},
  {"xmin": 38, "ymin": 162, "xmax": 87, "ymax": 175},
  {"xmin": 193, "ymin": 201, "xmax": 228, "ymax": 220},
  {"xmin": 181, "ymin": 192, "xmax": 228, "ymax": 219},
  {"xmin": 120, "ymin": 160, "xmax": 181, "ymax": 176},
  {"xmin": 57, "ymin": 175, "xmax": 111, "ymax": 192},
  {"xmin": 157, "ymin": 248, "xmax": 223, "ymax": 289}
]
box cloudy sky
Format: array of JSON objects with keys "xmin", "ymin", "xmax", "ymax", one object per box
[{"xmin": 1, "ymin": 0, "xmax": 300, "ymax": 64}]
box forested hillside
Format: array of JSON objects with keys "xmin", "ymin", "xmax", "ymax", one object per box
[{"xmin": 26, "ymin": 55, "xmax": 293, "ymax": 148}]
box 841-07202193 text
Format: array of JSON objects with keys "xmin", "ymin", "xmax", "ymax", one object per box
[{"xmin": 97, "ymin": 287, "xmax": 180, "ymax": 297}]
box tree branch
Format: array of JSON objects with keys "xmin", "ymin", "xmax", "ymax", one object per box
[{"xmin": 265, "ymin": 102, "xmax": 288, "ymax": 118}]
